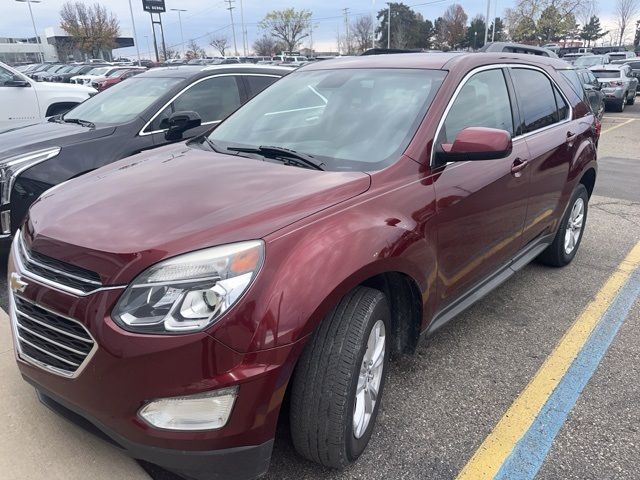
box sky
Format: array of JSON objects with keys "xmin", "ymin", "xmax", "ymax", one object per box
[{"xmin": 1, "ymin": 0, "xmax": 627, "ymax": 59}]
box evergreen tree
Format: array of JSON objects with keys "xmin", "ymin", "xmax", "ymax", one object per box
[{"xmin": 580, "ymin": 16, "xmax": 608, "ymax": 47}]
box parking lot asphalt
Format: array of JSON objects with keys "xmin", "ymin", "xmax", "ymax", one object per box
[{"xmin": 0, "ymin": 106, "xmax": 638, "ymax": 480}]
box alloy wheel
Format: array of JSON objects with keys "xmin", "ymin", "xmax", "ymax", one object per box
[
  {"xmin": 353, "ymin": 319, "xmax": 386, "ymax": 439},
  {"xmin": 564, "ymin": 197, "xmax": 584, "ymax": 255}
]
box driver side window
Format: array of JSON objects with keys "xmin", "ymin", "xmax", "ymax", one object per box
[
  {"xmin": 0, "ymin": 65, "xmax": 19, "ymax": 86},
  {"xmin": 146, "ymin": 75, "xmax": 241, "ymax": 132},
  {"xmin": 439, "ymin": 69, "xmax": 514, "ymax": 145}
]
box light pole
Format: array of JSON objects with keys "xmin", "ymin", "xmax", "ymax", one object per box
[
  {"xmin": 371, "ymin": 0, "xmax": 376, "ymax": 50},
  {"xmin": 225, "ymin": 0, "xmax": 239, "ymax": 56},
  {"xmin": 474, "ymin": 31, "xmax": 478, "ymax": 50},
  {"xmin": 484, "ymin": 0, "xmax": 491, "ymax": 46},
  {"xmin": 170, "ymin": 8, "xmax": 187, "ymax": 58},
  {"xmin": 127, "ymin": 0, "xmax": 141, "ymax": 66},
  {"xmin": 16, "ymin": 0, "xmax": 44, "ymax": 63}
]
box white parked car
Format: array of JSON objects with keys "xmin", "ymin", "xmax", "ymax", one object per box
[
  {"xmin": 70, "ymin": 66, "xmax": 143, "ymax": 85},
  {"xmin": 0, "ymin": 61, "xmax": 95, "ymax": 130}
]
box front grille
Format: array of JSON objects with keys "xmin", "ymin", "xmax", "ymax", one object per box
[
  {"xmin": 17, "ymin": 232, "xmax": 102, "ymax": 294},
  {"xmin": 13, "ymin": 295, "xmax": 95, "ymax": 377}
]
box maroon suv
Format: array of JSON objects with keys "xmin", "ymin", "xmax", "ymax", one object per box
[{"xmin": 8, "ymin": 53, "xmax": 597, "ymax": 479}]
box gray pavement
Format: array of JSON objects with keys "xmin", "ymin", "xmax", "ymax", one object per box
[{"xmin": 0, "ymin": 106, "xmax": 638, "ymax": 480}]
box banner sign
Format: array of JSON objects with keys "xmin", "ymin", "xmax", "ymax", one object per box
[{"xmin": 142, "ymin": 0, "xmax": 166, "ymax": 13}]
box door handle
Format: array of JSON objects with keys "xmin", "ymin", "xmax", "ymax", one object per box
[
  {"xmin": 511, "ymin": 158, "xmax": 529, "ymax": 175},
  {"xmin": 566, "ymin": 131, "xmax": 578, "ymax": 143}
]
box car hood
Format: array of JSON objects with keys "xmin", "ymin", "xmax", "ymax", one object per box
[
  {"xmin": 25, "ymin": 143, "xmax": 371, "ymax": 284},
  {"xmin": 35, "ymin": 81, "xmax": 95, "ymax": 94},
  {"xmin": 0, "ymin": 121, "xmax": 115, "ymax": 161}
]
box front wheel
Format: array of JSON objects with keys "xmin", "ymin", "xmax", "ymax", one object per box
[
  {"xmin": 289, "ymin": 286, "xmax": 390, "ymax": 468},
  {"xmin": 617, "ymin": 95, "xmax": 627, "ymax": 112},
  {"xmin": 627, "ymin": 90, "xmax": 636, "ymax": 105},
  {"xmin": 538, "ymin": 184, "xmax": 589, "ymax": 267}
]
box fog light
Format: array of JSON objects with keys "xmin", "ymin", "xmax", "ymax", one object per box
[{"xmin": 138, "ymin": 386, "xmax": 238, "ymax": 431}]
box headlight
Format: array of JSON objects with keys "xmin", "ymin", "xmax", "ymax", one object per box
[
  {"xmin": 0, "ymin": 147, "xmax": 61, "ymax": 206},
  {"xmin": 112, "ymin": 241, "xmax": 264, "ymax": 334}
]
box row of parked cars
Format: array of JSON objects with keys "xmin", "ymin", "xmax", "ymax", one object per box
[
  {"xmin": 559, "ymin": 53, "xmax": 640, "ymax": 113},
  {"xmin": 1, "ymin": 48, "xmax": 602, "ymax": 480}
]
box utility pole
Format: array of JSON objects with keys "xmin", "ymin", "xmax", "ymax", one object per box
[
  {"xmin": 343, "ymin": 8, "xmax": 350, "ymax": 55},
  {"xmin": 127, "ymin": 0, "xmax": 141, "ymax": 65},
  {"xmin": 16, "ymin": 0, "xmax": 44, "ymax": 62},
  {"xmin": 387, "ymin": 3, "xmax": 391, "ymax": 49},
  {"xmin": 170, "ymin": 8, "xmax": 187, "ymax": 58},
  {"xmin": 225, "ymin": 0, "xmax": 239, "ymax": 56},
  {"xmin": 484, "ymin": 0, "xmax": 491, "ymax": 46},
  {"xmin": 491, "ymin": 0, "xmax": 498, "ymax": 43},
  {"xmin": 239, "ymin": 0, "xmax": 247, "ymax": 56}
]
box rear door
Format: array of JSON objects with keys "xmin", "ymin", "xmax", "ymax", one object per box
[
  {"xmin": 432, "ymin": 67, "xmax": 531, "ymax": 306},
  {"xmin": 509, "ymin": 67, "xmax": 584, "ymax": 245}
]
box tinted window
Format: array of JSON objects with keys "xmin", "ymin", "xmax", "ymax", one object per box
[
  {"xmin": 559, "ymin": 69, "xmax": 584, "ymax": 98},
  {"xmin": 440, "ymin": 69, "xmax": 513, "ymax": 144},
  {"xmin": 149, "ymin": 76, "xmax": 241, "ymax": 131},
  {"xmin": 592, "ymin": 70, "xmax": 621, "ymax": 79},
  {"xmin": 511, "ymin": 68, "xmax": 559, "ymax": 133},
  {"xmin": 0, "ymin": 65, "xmax": 19, "ymax": 85},
  {"xmin": 244, "ymin": 75, "xmax": 279, "ymax": 96},
  {"xmin": 554, "ymin": 87, "xmax": 569, "ymax": 121}
]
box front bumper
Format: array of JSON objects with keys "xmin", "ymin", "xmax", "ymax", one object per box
[
  {"xmin": 7, "ymin": 243, "xmax": 305, "ymax": 480},
  {"xmin": 31, "ymin": 383, "xmax": 274, "ymax": 480}
]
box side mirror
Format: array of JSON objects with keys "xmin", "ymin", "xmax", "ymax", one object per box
[
  {"xmin": 5, "ymin": 79, "xmax": 31, "ymax": 88},
  {"xmin": 165, "ymin": 111, "xmax": 202, "ymax": 141},
  {"xmin": 438, "ymin": 127, "xmax": 512, "ymax": 162}
]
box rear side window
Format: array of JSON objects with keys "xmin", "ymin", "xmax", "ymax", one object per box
[
  {"xmin": 592, "ymin": 71, "xmax": 620, "ymax": 79},
  {"xmin": 559, "ymin": 69, "xmax": 584, "ymax": 98},
  {"xmin": 440, "ymin": 68, "xmax": 514, "ymax": 143},
  {"xmin": 148, "ymin": 75, "xmax": 241, "ymax": 131},
  {"xmin": 244, "ymin": 75, "xmax": 279, "ymax": 96},
  {"xmin": 511, "ymin": 68, "xmax": 561, "ymax": 133}
]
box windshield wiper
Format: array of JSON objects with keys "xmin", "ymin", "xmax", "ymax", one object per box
[
  {"xmin": 62, "ymin": 117, "xmax": 95, "ymax": 128},
  {"xmin": 225, "ymin": 145, "xmax": 325, "ymax": 171}
]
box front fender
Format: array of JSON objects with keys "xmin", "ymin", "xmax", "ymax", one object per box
[{"xmin": 210, "ymin": 173, "xmax": 438, "ymax": 353}]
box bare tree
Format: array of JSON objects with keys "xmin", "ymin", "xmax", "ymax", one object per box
[
  {"xmin": 210, "ymin": 35, "xmax": 230, "ymax": 56},
  {"xmin": 351, "ymin": 16, "xmax": 373, "ymax": 53},
  {"xmin": 259, "ymin": 8, "xmax": 312, "ymax": 52},
  {"xmin": 59, "ymin": 1, "xmax": 119, "ymax": 59},
  {"xmin": 442, "ymin": 4, "xmax": 468, "ymax": 49},
  {"xmin": 185, "ymin": 39, "xmax": 205, "ymax": 60},
  {"xmin": 616, "ymin": 0, "xmax": 640, "ymax": 45},
  {"xmin": 160, "ymin": 48, "xmax": 179, "ymax": 61},
  {"xmin": 252, "ymin": 35, "xmax": 278, "ymax": 56}
]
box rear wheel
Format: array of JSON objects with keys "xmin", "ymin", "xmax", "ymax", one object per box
[
  {"xmin": 290, "ymin": 286, "xmax": 390, "ymax": 468},
  {"xmin": 617, "ymin": 95, "xmax": 627, "ymax": 112},
  {"xmin": 538, "ymin": 184, "xmax": 588, "ymax": 267}
]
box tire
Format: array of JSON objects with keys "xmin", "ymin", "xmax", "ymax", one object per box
[
  {"xmin": 627, "ymin": 91, "xmax": 636, "ymax": 105},
  {"xmin": 290, "ymin": 286, "xmax": 390, "ymax": 469},
  {"xmin": 538, "ymin": 184, "xmax": 589, "ymax": 267},
  {"xmin": 617, "ymin": 96, "xmax": 626, "ymax": 112}
]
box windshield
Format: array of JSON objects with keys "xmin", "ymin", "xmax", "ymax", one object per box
[
  {"xmin": 87, "ymin": 67, "xmax": 110, "ymax": 76},
  {"xmin": 574, "ymin": 56, "xmax": 605, "ymax": 67},
  {"xmin": 209, "ymin": 68, "xmax": 446, "ymax": 171},
  {"xmin": 64, "ymin": 77, "xmax": 181, "ymax": 125},
  {"xmin": 592, "ymin": 70, "xmax": 621, "ymax": 79}
]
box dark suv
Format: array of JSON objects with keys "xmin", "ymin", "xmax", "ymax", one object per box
[
  {"xmin": 0, "ymin": 64, "xmax": 291, "ymax": 241},
  {"xmin": 8, "ymin": 53, "xmax": 598, "ymax": 480}
]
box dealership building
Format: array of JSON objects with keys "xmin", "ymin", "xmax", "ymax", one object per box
[{"xmin": 0, "ymin": 27, "xmax": 134, "ymax": 65}]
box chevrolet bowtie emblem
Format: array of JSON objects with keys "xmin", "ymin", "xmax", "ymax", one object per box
[{"xmin": 10, "ymin": 272, "xmax": 28, "ymax": 293}]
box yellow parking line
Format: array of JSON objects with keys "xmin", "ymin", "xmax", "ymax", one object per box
[
  {"xmin": 456, "ymin": 241, "xmax": 640, "ymax": 480},
  {"xmin": 601, "ymin": 118, "xmax": 634, "ymax": 135}
]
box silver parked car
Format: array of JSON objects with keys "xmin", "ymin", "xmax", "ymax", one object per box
[
  {"xmin": 590, "ymin": 64, "xmax": 638, "ymax": 112},
  {"xmin": 574, "ymin": 54, "xmax": 610, "ymax": 68}
]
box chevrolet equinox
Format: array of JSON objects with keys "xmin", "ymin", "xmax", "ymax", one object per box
[{"xmin": 8, "ymin": 53, "xmax": 598, "ymax": 480}]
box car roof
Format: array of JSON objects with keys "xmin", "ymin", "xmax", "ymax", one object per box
[
  {"xmin": 299, "ymin": 52, "xmax": 571, "ymax": 72},
  {"xmin": 139, "ymin": 64, "xmax": 294, "ymax": 79}
]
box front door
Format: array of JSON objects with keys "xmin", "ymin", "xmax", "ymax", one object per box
[
  {"xmin": 432, "ymin": 67, "xmax": 530, "ymax": 307},
  {"xmin": 0, "ymin": 65, "xmax": 39, "ymax": 128}
]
